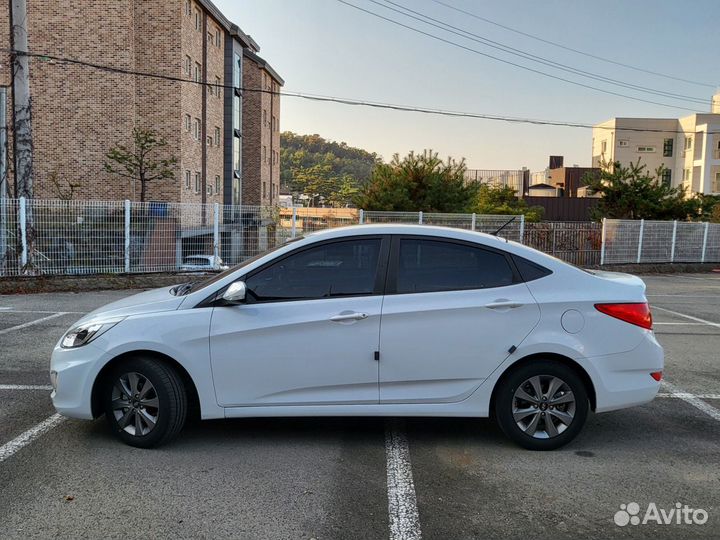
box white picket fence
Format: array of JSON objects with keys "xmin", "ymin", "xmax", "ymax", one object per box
[{"xmin": 0, "ymin": 197, "xmax": 717, "ymax": 277}]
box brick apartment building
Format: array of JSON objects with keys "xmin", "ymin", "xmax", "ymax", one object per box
[{"xmin": 0, "ymin": 0, "xmax": 282, "ymax": 206}]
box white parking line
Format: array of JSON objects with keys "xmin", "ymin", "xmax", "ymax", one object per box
[
  {"xmin": 0, "ymin": 414, "xmax": 65, "ymax": 464},
  {"xmin": 0, "ymin": 384, "xmax": 53, "ymax": 391},
  {"xmin": 651, "ymin": 306, "xmax": 720, "ymax": 329},
  {"xmin": 385, "ymin": 420, "xmax": 422, "ymax": 540},
  {"xmin": 0, "ymin": 312, "xmax": 68, "ymax": 336},
  {"xmin": 0, "ymin": 309, "xmax": 84, "ymax": 314},
  {"xmin": 657, "ymin": 392, "xmax": 720, "ymax": 399},
  {"xmin": 653, "ymin": 322, "xmax": 705, "ymax": 326},
  {"xmin": 662, "ymin": 381, "xmax": 720, "ymax": 422}
]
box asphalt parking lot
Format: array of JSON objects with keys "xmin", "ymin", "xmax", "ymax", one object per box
[{"xmin": 0, "ymin": 274, "xmax": 719, "ymax": 539}]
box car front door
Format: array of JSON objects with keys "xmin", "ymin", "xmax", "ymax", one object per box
[
  {"xmin": 378, "ymin": 236, "xmax": 540, "ymax": 403},
  {"xmin": 210, "ymin": 236, "xmax": 389, "ymax": 407}
]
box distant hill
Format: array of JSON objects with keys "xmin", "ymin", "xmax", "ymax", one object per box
[{"xmin": 280, "ymin": 132, "xmax": 380, "ymax": 206}]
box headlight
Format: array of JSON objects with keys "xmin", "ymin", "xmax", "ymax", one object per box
[{"xmin": 61, "ymin": 318, "xmax": 123, "ymax": 348}]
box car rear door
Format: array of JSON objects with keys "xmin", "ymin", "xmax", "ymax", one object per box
[
  {"xmin": 209, "ymin": 236, "xmax": 390, "ymax": 407},
  {"xmin": 378, "ymin": 235, "xmax": 540, "ymax": 403}
]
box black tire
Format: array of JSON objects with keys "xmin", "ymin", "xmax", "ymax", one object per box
[
  {"xmin": 494, "ymin": 361, "xmax": 589, "ymax": 451},
  {"xmin": 103, "ymin": 357, "xmax": 187, "ymax": 448}
]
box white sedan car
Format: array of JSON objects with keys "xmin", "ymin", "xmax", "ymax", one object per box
[{"xmin": 50, "ymin": 225, "xmax": 663, "ymax": 450}]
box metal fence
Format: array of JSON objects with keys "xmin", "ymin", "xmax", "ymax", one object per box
[
  {"xmin": 1, "ymin": 198, "xmax": 718, "ymax": 276},
  {"xmin": 602, "ymin": 219, "xmax": 720, "ymax": 265}
]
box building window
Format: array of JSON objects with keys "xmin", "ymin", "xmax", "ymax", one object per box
[
  {"xmin": 637, "ymin": 146, "xmax": 656, "ymax": 153},
  {"xmin": 184, "ymin": 114, "xmax": 191, "ymax": 132},
  {"xmin": 618, "ymin": 140, "xmax": 629, "ymax": 147},
  {"xmin": 262, "ymin": 182, "xmax": 267, "ymax": 198},
  {"xmin": 601, "ymin": 140, "xmax": 607, "ymax": 153},
  {"xmin": 185, "ymin": 55, "xmax": 192, "ymax": 75},
  {"xmin": 272, "ymin": 115, "xmax": 277, "ymax": 132},
  {"xmin": 215, "ymin": 76, "xmax": 221, "ymax": 98},
  {"xmin": 193, "ymin": 118, "xmax": 201, "ymax": 140},
  {"xmin": 206, "ymin": 135, "xmax": 213, "ymax": 146},
  {"xmin": 263, "ymin": 145, "xmax": 267, "ymax": 163},
  {"xmin": 215, "ymin": 29, "xmax": 221, "ymax": 47},
  {"xmin": 661, "ymin": 169, "xmax": 671, "ymax": 187},
  {"xmin": 185, "ymin": 0, "xmax": 191, "ymax": 16},
  {"xmin": 685, "ymin": 137, "xmax": 693, "ymax": 150},
  {"xmin": 195, "ymin": 172, "xmax": 201, "ymax": 193},
  {"xmin": 215, "ymin": 175, "xmax": 221, "ymax": 193},
  {"xmin": 683, "ymin": 168, "xmax": 691, "ymax": 183},
  {"xmin": 713, "ymin": 172, "xmax": 720, "ymax": 193},
  {"xmin": 194, "ymin": 9, "xmax": 201, "ymax": 31},
  {"xmin": 207, "ymin": 184, "xmax": 213, "ymax": 195},
  {"xmin": 233, "ymin": 137, "xmax": 241, "ymax": 171},
  {"xmin": 194, "ymin": 62, "xmax": 201, "ymax": 82},
  {"xmin": 663, "ymin": 138, "xmax": 673, "ymax": 157},
  {"xmin": 214, "ymin": 126, "xmax": 221, "ymax": 146},
  {"xmin": 263, "ymin": 109, "xmax": 267, "ymax": 127},
  {"xmin": 233, "ymin": 53, "xmax": 241, "ymax": 88},
  {"xmin": 185, "ymin": 170, "xmax": 191, "ymax": 189}
]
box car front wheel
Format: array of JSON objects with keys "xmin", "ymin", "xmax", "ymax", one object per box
[
  {"xmin": 103, "ymin": 357, "xmax": 187, "ymax": 448},
  {"xmin": 494, "ymin": 361, "xmax": 589, "ymax": 451}
]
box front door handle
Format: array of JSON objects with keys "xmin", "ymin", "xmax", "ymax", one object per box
[
  {"xmin": 484, "ymin": 300, "xmax": 523, "ymax": 310},
  {"xmin": 329, "ymin": 312, "xmax": 369, "ymax": 322}
]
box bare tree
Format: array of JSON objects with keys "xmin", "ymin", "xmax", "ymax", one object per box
[{"xmin": 104, "ymin": 128, "xmax": 177, "ymax": 203}]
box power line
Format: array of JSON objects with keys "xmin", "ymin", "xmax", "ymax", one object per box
[
  {"xmin": 5, "ymin": 49, "xmax": 720, "ymax": 135},
  {"xmin": 334, "ymin": 0, "xmax": 702, "ymax": 113},
  {"xmin": 376, "ymin": 0, "xmax": 708, "ymax": 105},
  {"xmin": 430, "ymin": 0, "xmax": 717, "ymax": 89}
]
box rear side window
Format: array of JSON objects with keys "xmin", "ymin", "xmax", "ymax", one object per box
[
  {"xmin": 245, "ymin": 238, "xmax": 382, "ymax": 301},
  {"xmin": 396, "ymin": 239, "xmax": 514, "ymax": 293},
  {"xmin": 512, "ymin": 255, "xmax": 553, "ymax": 282}
]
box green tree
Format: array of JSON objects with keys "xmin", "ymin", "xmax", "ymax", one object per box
[
  {"xmin": 472, "ymin": 184, "xmax": 544, "ymax": 222},
  {"xmin": 585, "ymin": 159, "xmax": 699, "ymax": 220},
  {"xmin": 104, "ymin": 127, "xmax": 177, "ymax": 203},
  {"xmin": 355, "ymin": 150, "xmax": 478, "ymax": 212}
]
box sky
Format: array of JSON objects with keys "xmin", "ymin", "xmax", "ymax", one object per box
[{"xmin": 216, "ymin": 0, "xmax": 719, "ymax": 171}]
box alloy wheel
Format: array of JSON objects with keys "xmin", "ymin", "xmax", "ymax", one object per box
[
  {"xmin": 512, "ymin": 375, "xmax": 576, "ymax": 439},
  {"xmin": 111, "ymin": 372, "xmax": 159, "ymax": 437}
]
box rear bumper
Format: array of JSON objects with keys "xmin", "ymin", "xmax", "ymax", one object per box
[{"xmin": 587, "ymin": 332, "xmax": 664, "ymax": 413}]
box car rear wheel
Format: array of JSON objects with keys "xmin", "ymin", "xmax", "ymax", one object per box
[
  {"xmin": 494, "ymin": 361, "xmax": 588, "ymax": 450},
  {"xmin": 103, "ymin": 357, "xmax": 187, "ymax": 448}
]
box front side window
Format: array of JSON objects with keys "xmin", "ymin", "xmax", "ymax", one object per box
[
  {"xmin": 396, "ymin": 239, "xmax": 514, "ymax": 294},
  {"xmin": 245, "ymin": 239, "xmax": 382, "ymax": 301}
]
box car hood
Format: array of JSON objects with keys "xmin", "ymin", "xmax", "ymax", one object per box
[{"xmin": 76, "ymin": 286, "xmax": 186, "ymax": 324}]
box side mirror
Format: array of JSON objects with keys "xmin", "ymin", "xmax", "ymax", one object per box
[{"xmin": 222, "ymin": 281, "xmax": 247, "ymax": 304}]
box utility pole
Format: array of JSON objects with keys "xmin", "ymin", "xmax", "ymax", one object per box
[{"xmin": 9, "ymin": 0, "xmax": 35, "ymax": 271}]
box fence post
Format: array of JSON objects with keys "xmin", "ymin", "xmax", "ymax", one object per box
[
  {"xmin": 359, "ymin": 209, "xmax": 364, "ymax": 224},
  {"xmin": 470, "ymin": 213, "xmax": 476, "ymax": 231},
  {"xmin": 291, "ymin": 206, "xmax": 297, "ymax": 238},
  {"xmin": 124, "ymin": 200, "xmax": 130, "ymax": 272},
  {"xmin": 670, "ymin": 220, "xmax": 677, "ymax": 263},
  {"xmin": 213, "ymin": 202, "xmax": 220, "ymax": 264},
  {"xmin": 519, "ymin": 214, "xmax": 525, "ymax": 244},
  {"xmin": 18, "ymin": 196, "xmax": 27, "ymax": 268},
  {"xmin": 636, "ymin": 219, "xmax": 645, "ymax": 264},
  {"xmin": 701, "ymin": 222, "xmax": 709, "ymax": 263},
  {"xmin": 418, "ymin": 211, "xmax": 423, "ymax": 224},
  {"xmin": 600, "ymin": 218, "xmax": 607, "ymax": 266}
]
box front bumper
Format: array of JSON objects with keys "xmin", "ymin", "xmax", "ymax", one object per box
[
  {"xmin": 589, "ymin": 331, "xmax": 664, "ymax": 413},
  {"xmin": 50, "ymin": 341, "xmax": 106, "ymax": 419}
]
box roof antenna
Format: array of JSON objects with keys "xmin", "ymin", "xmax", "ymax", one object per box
[{"xmin": 491, "ymin": 215, "xmax": 517, "ymax": 236}]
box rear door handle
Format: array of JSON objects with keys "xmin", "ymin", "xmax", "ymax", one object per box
[
  {"xmin": 484, "ymin": 300, "xmax": 523, "ymax": 309},
  {"xmin": 329, "ymin": 312, "xmax": 369, "ymax": 322}
]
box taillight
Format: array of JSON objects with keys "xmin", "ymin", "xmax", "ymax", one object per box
[
  {"xmin": 594, "ymin": 302, "xmax": 653, "ymax": 330},
  {"xmin": 650, "ymin": 371, "xmax": 663, "ymax": 381}
]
